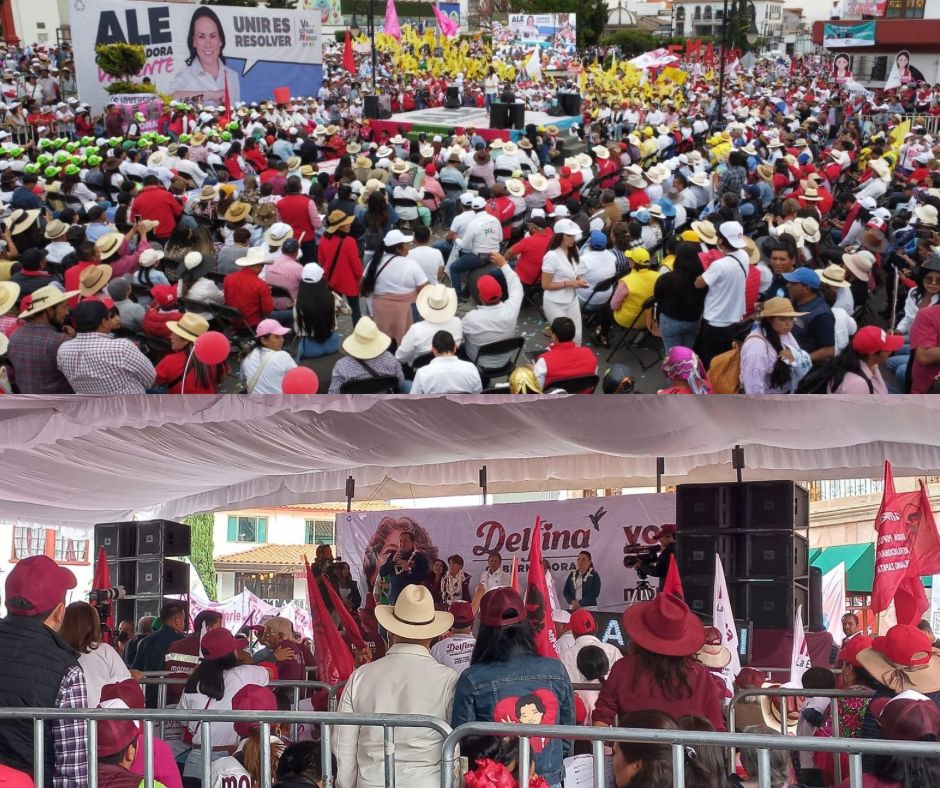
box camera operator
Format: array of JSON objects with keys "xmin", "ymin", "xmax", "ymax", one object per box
[{"xmin": 638, "ymin": 524, "xmax": 677, "ymax": 592}]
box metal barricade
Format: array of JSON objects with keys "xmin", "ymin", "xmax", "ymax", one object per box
[
  {"xmin": 0, "ymin": 707, "xmax": 450, "ymax": 788},
  {"xmin": 439, "ymin": 721, "xmax": 940, "ymax": 788},
  {"xmin": 726, "ymin": 687, "xmax": 876, "ymax": 784}
]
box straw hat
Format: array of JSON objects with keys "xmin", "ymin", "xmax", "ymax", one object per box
[
  {"xmin": 800, "ymin": 217, "xmax": 821, "ymax": 243},
  {"xmin": 844, "ymin": 251, "xmax": 876, "ymax": 279},
  {"xmin": 43, "ymin": 219, "xmax": 68, "ymax": 240},
  {"xmin": 801, "ymin": 185, "xmax": 822, "ymax": 203},
  {"xmin": 325, "ymin": 210, "xmax": 354, "ymax": 234},
  {"xmin": 139, "ymin": 249, "xmax": 165, "ymax": 269},
  {"xmin": 264, "ymin": 222, "xmax": 293, "ymax": 248},
  {"xmin": 286, "ymin": 156, "xmax": 301, "ymax": 171},
  {"xmin": 760, "ymin": 297, "xmax": 807, "ymax": 319},
  {"xmin": 869, "ymin": 158, "xmax": 892, "ymax": 182},
  {"xmin": 819, "ymin": 264, "xmax": 851, "ymax": 289},
  {"xmin": 859, "ymin": 228, "xmax": 887, "ymax": 255},
  {"xmin": 167, "ymin": 312, "xmax": 210, "ymax": 343},
  {"xmin": 375, "ymin": 584, "xmax": 453, "ymax": 640},
  {"xmin": 915, "ymin": 204, "xmax": 939, "ymax": 227},
  {"xmin": 416, "ymin": 284, "xmax": 458, "ymax": 324},
  {"xmin": 529, "ymin": 173, "xmax": 548, "ymax": 192},
  {"xmin": 147, "ymin": 151, "xmax": 165, "ymax": 167},
  {"xmin": 94, "ymin": 232, "xmax": 123, "ymax": 260},
  {"xmin": 354, "ymin": 155, "xmax": 373, "ymax": 170},
  {"xmin": 236, "ymin": 247, "xmax": 274, "ymax": 267},
  {"xmin": 856, "ymin": 625, "xmax": 940, "ymax": 694},
  {"xmin": 545, "ymin": 124, "xmax": 559, "ymax": 136},
  {"xmin": 346, "ymin": 142, "xmax": 362, "ymax": 155},
  {"xmin": 646, "ymin": 166, "xmax": 667, "ymax": 185},
  {"xmin": 505, "ymin": 178, "xmax": 525, "ymax": 198},
  {"xmin": 627, "ymin": 174, "xmax": 647, "ymax": 189},
  {"xmin": 198, "ymin": 184, "xmax": 218, "ymax": 201},
  {"xmin": 743, "ymin": 237, "xmax": 760, "ymax": 265},
  {"xmin": 592, "ymin": 145, "xmax": 610, "ymax": 160},
  {"xmin": 622, "ymin": 593, "xmax": 705, "ymax": 657},
  {"xmin": 190, "ymin": 132, "xmax": 207, "ymax": 146},
  {"xmin": 18, "ymin": 284, "xmax": 78, "ymax": 318},
  {"xmin": 691, "ymin": 220, "xmax": 718, "ymax": 245},
  {"xmin": 757, "ymin": 163, "xmax": 774, "ymax": 182},
  {"xmin": 759, "ymin": 688, "xmax": 801, "ymax": 734},
  {"xmin": 224, "ymin": 202, "xmax": 251, "ymax": 223},
  {"xmin": 10, "ymin": 209, "xmax": 40, "ymax": 235},
  {"xmin": 690, "ymin": 171, "xmax": 709, "ymax": 187},
  {"xmin": 342, "ymin": 316, "xmax": 391, "ymax": 360},
  {"xmin": 576, "ymin": 153, "xmax": 593, "ymax": 170},
  {"xmin": 502, "ymin": 141, "xmax": 519, "ymax": 156},
  {"xmin": 696, "ymin": 626, "xmax": 732, "ymax": 669},
  {"xmin": 0, "ymin": 281, "xmax": 20, "ymax": 315},
  {"xmin": 391, "ymin": 160, "xmax": 410, "ymax": 175},
  {"xmin": 79, "ymin": 264, "xmax": 112, "ymax": 297},
  {"xmin": 389, "ymin": 134, "xmax": 405, "ymax": 145}
]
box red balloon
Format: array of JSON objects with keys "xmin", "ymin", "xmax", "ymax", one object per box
[
  {"xmin": 194, "ymin": 331, "xmax": 230, "ymax": 366},
  {"xmin": 281, "ymin": 366, "xmax": 319, "ymax": 395}
]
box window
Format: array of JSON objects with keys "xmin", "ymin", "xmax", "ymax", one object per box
[
  {"xmin": 694, "ymin": 5, "xmax": 702, "ymax": 19},
  {"xmin": 227, "ymin": 516, "xmax": 268, "ymax": 543},
  {"xmin": 305, "ymin": 519, "xmax": 335, "ymax": 545},
  {"xmin": 36, "ymin": 22, "xmax": 46, "ymax": 29},
  {"xmin": 12, "ymin": 526, "xmax": 90, "ymax": 564},
  {"xmin": 885, "ymin": 0, "xmax": 924, "ymax": 17},
  {"xmin": 703, "ymin": 6, "xmax": 712, "ymax": 19},
  {"xmin": 234, "ymin": 572, "xmax": 294, "ymax": 604}
]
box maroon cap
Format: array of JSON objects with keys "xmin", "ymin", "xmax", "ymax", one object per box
[
  {"xmin": 97, "ymin": 718, "xmax": 139, "ymax": 757},
  {"xmin": 879, "ymin": 697, "xmax": 940, "ymax": 741},
  {"xmin": 570, "ymin": 609, "xmax": 597, "ymax": 636},
  {"xmin": 100, "ymin": 679, "xmax": 145, "ymax": 710},
  {"xmin": 232, "ymin": 683, "xmax": 278, "ymax": 738},
  {"xmin": 479, "ymin": 587, "xmax": 525, "ymax": 628},
  {"xmin": 476, "ymin": 275, "xmax": 502, "ymax": 305},
  {"xmin": 5, "ymin": 556, "xmax": 76, "ymax": 616},
  {"xmin": 200, "ymin": 627, "xmax": 248, "ymax": 660},
  {"xmin": 654, "ymin": 524, "xmax": 677, "ymax": 539},
  {"xmin": 449, "ymin": 601, "xmax": 474, "ymax": 629}
]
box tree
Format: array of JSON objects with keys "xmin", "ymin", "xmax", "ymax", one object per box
[
  {"xmin": 95, "ymin": 43, "xmax": 154, "ymax": 95},
  {"xmin": 602, "ymin": 28, "xmax": 657, "ymax": 56},
  {"xmin": 266, "ymin": 0, "xmax": 298, "ymax": 7},
  {"xmin": 202, "ymin": 0, "xmax": 259, "ymax": 7},
  {"xmin": 185, "ymin": 514, "xmax": 217, "ymax": 601}
]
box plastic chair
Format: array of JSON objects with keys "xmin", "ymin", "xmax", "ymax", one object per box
[
  {"xmin": 474, "ymin": 336, "xmax": 526, "ymax": 387},
  {"xmin": 546, "ymin": 374, "xmax": 599, "ymax": 394},
  {"xmin": 606, "ymin": 295, "xmax": 662, "ymax": 370}
]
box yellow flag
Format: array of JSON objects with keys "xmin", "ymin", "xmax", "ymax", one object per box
[
  {"xmin": 889, "ymin": 120, "xmax": 910, "ymax": 148},
  {"xmin": 578, "ymin": 69, "xmax": 587, "ymax": 94}
]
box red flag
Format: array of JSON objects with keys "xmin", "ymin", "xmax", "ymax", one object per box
[
  {"xmin": 92, "ymin": 545, "xmax": 114, "ymax": 636},
  {"xmin": 221, "ymin": 71, "xmax": 232, "ymax": 125},
  {"xmin": 510, "ymin": 556, "xmax": 519, "ymax": 593},
  {"xmin": 663, "ymin": 553, "xmax": 684, "ymax": 600},
  {"xmin": 871, "ymin": 461, "xmax": 940, "ymax": 623},
  {"xmin": 525, "ymin": 517, "xmax": 557, "ymax": 658},
  {"xmin": 304, "ymin": 556, "xmax": 355, "ymax": 684},
  {"xmin": 343, "ymin": 30, "xmax": 356, "ymax": 75},
  {"xmin": 320, "ymin": 575, "xmax": 368, "ymax": 652}
]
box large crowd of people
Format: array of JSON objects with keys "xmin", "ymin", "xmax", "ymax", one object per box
[
  {"xmin": 3, "ymin": 547, "xmax": 940, "ymax": 788},
  {"xmin": 0, "ymin": 39, "xmax": 938, "ymax": 393}
]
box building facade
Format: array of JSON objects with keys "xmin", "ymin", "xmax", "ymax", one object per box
[{"xmin": 672, "ymin": 0, "xmax": 785, "ymax": 43}]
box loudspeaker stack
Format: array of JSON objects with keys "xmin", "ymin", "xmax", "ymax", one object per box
[
  {"xmin": 676, "ymin": 481, "xmax": 810, "ymax": 629},
  {"xmin": 94, "ymin": 519, "xmax": 192, "ymax": 623}
]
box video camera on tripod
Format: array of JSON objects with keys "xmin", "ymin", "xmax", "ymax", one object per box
[
  {"xmin": 623, "ymin": 546, "xmax": 658, "ymax": 578},
  {"xmin": 88, "ymin": 586, "xmax": 126, "ymax": 643}
]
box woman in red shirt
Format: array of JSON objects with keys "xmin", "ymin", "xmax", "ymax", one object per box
[
  {"xmin": 243, "ymin": 138, "xmax": 267, "ymax": 175},
  {"xmin": 318, "ymin": 210, "xmax": 364, "ymax": 324},
  {"xmin": 593, "ymin": 593, "xmax": 725, "ymax": 732},
  {"xmin": 224, "ymin": 142, "xmax": 246, "ymax": 181},
  {"xmin": 154, "ymin": 313, "xmax": 227, "ymax": 394}
]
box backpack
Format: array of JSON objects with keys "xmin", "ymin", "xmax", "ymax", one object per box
[{"xmin": 708, "ymin": 342, "xmax": 742, "ymax": 394}]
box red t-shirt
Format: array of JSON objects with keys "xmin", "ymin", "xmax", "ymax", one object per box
[
  {"xmin": 153, "ymin": 350, "xmax": 222, "ymax": 394},
  {"xmin": 511, "ymin": 228, "xmax": 553, "ymax": 285},
  {"xmin": 909, "ymin": 304, "xmax": 940, "ymax": 393}
]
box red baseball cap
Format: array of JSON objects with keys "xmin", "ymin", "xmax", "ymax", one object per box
[
  {"xmin": 151, "ymin": 284, "xmax": 178, "ymax": 308},
  {"xmin": 881, "ymin": 624, "xmax": 932, "ymax": 668},
  {"xmin": 837, "ymin": 635, "xmax": 873, "ymax": 668},
  {"xmin": 232, "ymin": 684, "xmax": 278, "ymax": 738},
  {"xmin": 479, "ymin": 587, "xmax": 525, "ymax": 628},
  {"xmin": 570, "ymin": 609, "xmax": 597, "ymax": 636},
  {"xmin": 100, "ymin": 678, "xmax": 146, "ymax": 709},
  {"xmin": 852, "ymin": 326, "xmax": 904, "ymax": 355},
  {"xmin": 97, "ymin": 718, "xmax": 139, "ymax": 757},
  {"xmin": 476, "ymin": 275, "xmax": 501, "ymax": 305},
  {"xmin": 448, "ymin": 601, "xmax": 475, "ymax": 629},
  {"xmin": 5, "ymin": 556, "xmax": 76, "ymax": 616},
  {"xmin": 879, "ymin": 695, "xmax": 940, "ymax": 740},
  {"xmin": 654, "ymin": 524, "xmax": 677, "ymax": 539},
  {"xmin": 200, "ymin": 627, "xmax": 248, "ymax": 660}
]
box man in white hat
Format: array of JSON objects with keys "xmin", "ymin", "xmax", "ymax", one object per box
[
  {"xmin": 450, "ymin": 197, "xmax": 501, "ymax": 302},
  {"xmin": 7, "ymin": 283, "xmax": 76, "ymax": 394},
  {"xmin": 396, "ymin": 283, "xmax": 462, "ymax": 368},
  {"xmin": 332, "ymin": 585, "xmax": 458, "ymax": 788}
]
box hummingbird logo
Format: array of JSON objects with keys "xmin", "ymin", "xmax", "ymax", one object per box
[{"xmin": 587, "ymin": 506, "xmax": 607, "ymax": 532}]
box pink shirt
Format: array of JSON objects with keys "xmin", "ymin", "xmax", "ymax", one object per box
[
  {"xmin": 833, "ymin": 363, "xmax": 888, "ymax": 394},
  {"xmin": 130, "ymin": 731, "xmax": 182, "ymax": 788},
  {"xmin": 265, "ymin": 255, "xmax": 304, "ymax": 309}
]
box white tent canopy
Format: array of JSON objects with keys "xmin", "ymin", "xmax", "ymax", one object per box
[{"xmin": 0, "ymin": 395, "xmax": 938, "ymax": 528}]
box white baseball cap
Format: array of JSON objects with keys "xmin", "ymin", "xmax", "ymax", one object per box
[{"xmin": 553, "ymin": 218, "xmax": 582, "ymax": 240}]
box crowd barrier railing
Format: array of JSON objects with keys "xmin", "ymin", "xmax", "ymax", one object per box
[
  {"xmin": 0, "ymin": 707, "xmax": 450, "ymax": 788},
  {"xmin": 439, "ymin": 720, "xmax": 940, "ymax": 788},
  {"xmin": 726, "ymin": 686, "xmax": 876, "ymax": 784}
]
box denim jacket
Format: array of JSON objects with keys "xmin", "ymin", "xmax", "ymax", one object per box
[{"xmin": 451, "ymin": 653, "xmax": 575, "ymax": 784}]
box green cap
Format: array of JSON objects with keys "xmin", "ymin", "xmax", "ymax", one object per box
[
  {"xmin": 87, "ymin": 155, "xmax": 103, "ymax": 167},
  {"xmin": 52, "ymin": 138, "xmax": 66, "ymax": 149},
  {"xmin": 108, "ymin": 137, "xmax": 122, "ymax": 147},
  {"xmin": 54, "ymin": 151, "xmax": 70, "ymax": 163},
  {"xmin": 23, "ymin": 163, "xmax": 38, "ymax": 174},
  {"xmin": 221, "ymin": 131, "xmax": 232, "ymax": 141},
  {"xmin": 227, "ymin": 121, "xmax": 239, "ymax": 131},
  {"xmin": 134, "ymin": 112, "xmax": 145, "ymax": 121},
  {"xmin": 38, "ymin": 139, "xmax": 52, "ymax": 149},
  {"xmin": 121, "ymin": 140, "xmax": 135, "ymax": 151},
  {"xmin": 64, "ymin": 164, "xmax": 80, "ymax": 176},
  {"xmin": 179, "ymin": 133, "xmax": 191, "ymax": 143},
  {"xmin": 35, "ymin": 153, "xmax": 52, "ymax": 166},
  {"xmin": 43, "ymin": 166, "xmax": 58, "ymax": 179},
  {"xmin": 65, "ymin": 142, "xmax": 79, "ymax": 152}
]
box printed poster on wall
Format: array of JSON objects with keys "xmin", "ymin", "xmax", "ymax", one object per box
[
  {"xmin": 336, "ymin": 493, "xmax": 677, "ymax": 613},
  {"xmin": 841, "ymin": 0, "xmax": 886, "ymax": 15},
  {"xmin": 72, "ymin": 0, "xmax": 323, "ymax": 111},
  {"xmin": 110, "ymin": 93, "xmax": 163, "ymax": 133},
  {"xmin": 493, "ymin": 13, "xmax": 577, "ymax": 52},
  {"xmin": 884, "ymin": 49, "xmax": 926, "ymax": 90}
]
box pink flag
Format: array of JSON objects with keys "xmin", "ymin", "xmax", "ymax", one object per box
[
  {"xmin": 432, "ymin": 4, "xmax": 458, "ymax": 37},
  {"xmin": 384, "ymin": 0, "xmax": 401, "ymax": 40}
]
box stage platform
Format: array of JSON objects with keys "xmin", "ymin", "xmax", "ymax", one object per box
[{"xmin": 370, "ymin": 105, "xmax": 580, "ymax": 143}]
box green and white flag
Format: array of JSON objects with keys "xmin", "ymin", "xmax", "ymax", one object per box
[{"xmin": 823, "ymin": 21, "xmax": 876, "ymax": 47}]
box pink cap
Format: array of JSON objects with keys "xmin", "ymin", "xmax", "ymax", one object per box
[{"xmin": 255, "ymin": 319, "xmax": 290, "ymax": 337}]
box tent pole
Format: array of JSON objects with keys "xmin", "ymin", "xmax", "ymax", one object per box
[
  {"xmin": 732, "ymin": 445, "xmax": 745, "ymax": 484},
  {"xmin": 479, "ymin": 466, "xmax": 488, "ymax": 505},
  {"xmin": 345, "ymin": 476, "xmax": 355, "ymax": 513},
  {"xmin": 656, "ymin": 458, "xmax": 665, "ymax": 493}
]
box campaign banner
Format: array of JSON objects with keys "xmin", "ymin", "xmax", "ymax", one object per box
[
  {"xmin": 842, "ymin": 0, "xmax": 886, "ymax": 16},
  {"xmin": 884, "ymin": 49, "xmax": 925, "ymax": 90},
  {"xmin": 336, "ymin": 493, "xmax": 677, "ymax": 613},
  {"xmin": 72, "ymin": 0, "xmax": 323, "ymax": 111},
  {"xmin": 110, "ymin": 93, "xmax": 163, "ymax": 133},
  {"xmin": 439, "ymin": 2, "xmax": 461, "ymax": 26},
  {"xmin": 823, "ymin": 21, "xmax": 876, "ymax": 47},
  {"xmin": 503, "ymin": 13, "xmax": 576, "ymax": 52},
  {"xmin": 188, "ymin": 588, "xmax": 313, "ymax": 639}
]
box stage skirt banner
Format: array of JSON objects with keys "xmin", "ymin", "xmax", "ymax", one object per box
[
  {"xmin": 72, "ymin": 0, "xmax": 323, "ymax": 111},
  {"xmin": 336, "ymin": 493, "xmax": 676, "ymax": 613}
]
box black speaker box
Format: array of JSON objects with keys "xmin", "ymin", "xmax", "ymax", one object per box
[
  {"xmin": 445, "ymin": 86, "xmax": 461, "ymax": 108},
  {"xmin": 508, "ymin": 103, "xmax": 525, "ymax": 131},
  {"xmin": 559, "ymin": 93, "xmax": 582, "ymax": 116},
  {"xmin": 684, "ymin": 579, "xmax": 745, "ymax": 621},
  {"xmin": 363, "ymin": 94, "xmax": 379, "ymax": 119},
  {"xmin": 135, "ymin": 520, "xmax": 191, "ymax": 557},
  {"xmin": 808, "ymin": 566, "xmax": 824, "ymax": 631},
  {"xmin": 736, "ymin": 580, "xmax": 808, "ymax": 629},
  {"xmin": 743, "ymin": 532, "xmax": 809, "ymax": 578},
  {"xmin": 136, "ymin": 558, "xmax": 190, "ymax": 596},
  {"xmin": 744, "ymin": 481, "xmax": 809, "ymax": 531},
  {"xmin": 676, "ymin": 483, "xmax": 735, "ymax": 530},
  {"xmin": 678, "ymin": 533, "xmax": 736, "ymax": 578},
  {"xmin": 489, "ymin": 102, "xmax": 509, "ymax": 130}
]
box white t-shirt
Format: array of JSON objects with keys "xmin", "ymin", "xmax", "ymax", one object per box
[
  {"xmin": 241, "ymin": 347, "xmax": 297, "ymax": 395},
  {"xmin": 577, "ymin": 249, "xmax": 617, "ymax": 305},
  {"xmin": 411, "ymin": 355, "xmax": 482, "ymax": 394},
  {"xmin": 542, "ymin": 248, "xmax": 578, "ymax": 306},
  {"xmin": 409, "ymin": 246, "xmax": 445, "ymax": 283},
  {"xmin": 478, "ymin": 568, "xmax": 511, "ymax": 592},
  {"xmin": 179, "ymin": 664, "xmax": 270, "ymax": 747},
  {"xmin": 701, "ymin": 250, "xmax": 748, "ymax": 327},
  {"xmin": 368, "ymin": 254, "xmax": 429, "ymax": 296},
  {"xmin": 430, "ymin": 633, "xmax": 476, "ymax": 673},
  {"xmin": 78, "ymin": 642, "xmax": 132, "ymax": 707}
]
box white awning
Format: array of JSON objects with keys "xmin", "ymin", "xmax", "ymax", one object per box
[{"xmin": 0, "ymin": 395, "xmax": 935, "ymax": 527}]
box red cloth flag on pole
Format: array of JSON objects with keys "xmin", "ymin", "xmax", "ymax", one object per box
[
  {"xmin": 221, "ymin": 71, "xmax": 232, "ymax": 125},
  {"xmin": 431, "ymin": 4, "xmax": 458, "ymax": 37},
  {"xmin": 663, "ymin": 553, "xmax": 684, "ymax": 600},
  {"xmin": 871, "ymin": 461, "xmax": 940, "ymax": 624},
  {"xmin": 384, "ymin": 0, "xmax": 402, "ymax": 40},
  {"xmin": 304, "ymin": 556, "xmax": 355, "ymax": 684},
  {"xmin": 525, "ymin": 517, "xmax": 558, "ymax": 658},
  {"xmin": 321, "ymin": 575, "xmax": 368, "ymax": 653},
  {"xmin": 343, "ymin": 30, "xmax": 356, "ymax": 74},
  {"xmin": 510, "ymin": 556, "xmax": 519, "ymax": 593},
  {"xmin": 92, "ymin": 545, "xmax": 114, "ymax": 637}
]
